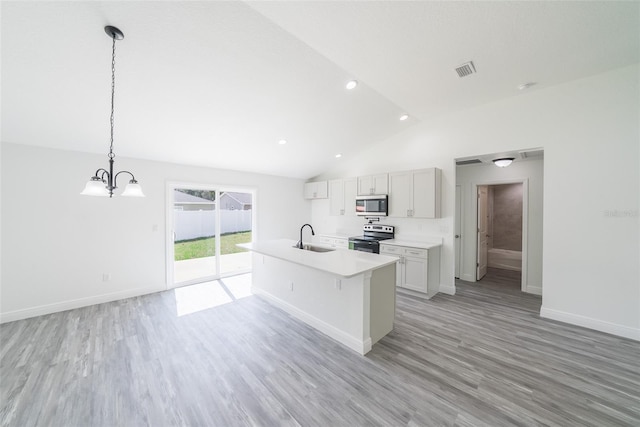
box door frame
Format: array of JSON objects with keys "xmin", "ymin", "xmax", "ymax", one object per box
[
  {"xmin": 471, "ymin": 178, "xmax": 529, "ymax": 293},
  {"xmin": 166, "ymin": 181, "xmax": 257, "ymax": 290},
  {"xmin": 455, "ymin": 184, "xmax": 462, "ymax": 279}
]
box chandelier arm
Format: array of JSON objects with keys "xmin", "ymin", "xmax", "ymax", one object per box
[
  {"xmin": 114, "ymin": 170, "xmax": 138, "ymax": 185},
  {"xmin": 94, "ymin": 168, "xmax": 110, "ymax": 180}
]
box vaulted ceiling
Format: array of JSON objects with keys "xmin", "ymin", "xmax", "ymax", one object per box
[{"xmin": 2, "ymin": 1, "xmax": 638, "ymax": 179}]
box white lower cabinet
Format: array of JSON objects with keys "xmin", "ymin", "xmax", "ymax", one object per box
[{"xmin": 380, "ymin": 244, "xmax": 440, "ymax": 298}]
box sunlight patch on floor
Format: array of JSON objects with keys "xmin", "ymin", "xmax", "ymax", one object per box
[
  {"xmin": 174, "ymin": 274, "xmax": 253, "ymax": 316},
  {"xmin": 221, "ymin": 274, "xmax": 253, "ymax": 300}
]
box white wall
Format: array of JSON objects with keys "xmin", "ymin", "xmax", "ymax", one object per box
[
  {"xmin": 0, "ymin": 143, "xmax": 309, "ymax": 322},
  {"xmin": 456, "ymin": 159, "xmax": 543, "ymax": 294},
  {"xmin": 315, "ymin": 64, "xmax": 639, "ymax": 340}
]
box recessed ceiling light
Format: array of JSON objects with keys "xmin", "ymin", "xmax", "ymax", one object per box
[
  {"xmin": 278, "ymin": 139, "xmax": 287, "ymax": 145},
  {"xmin": 399, "ymin": 114, "xmax": 409, "ymax": 121},
  {"xmin": 335, "ymin": 153, "xmax": 342, "ymax": 158},
  {"xmin": 346, "ymin": 80, "xmax": 358, "ymax": 90},
  {"xmin": 518, "ymin": 82, "xmax": 537, "ymax": 91}
]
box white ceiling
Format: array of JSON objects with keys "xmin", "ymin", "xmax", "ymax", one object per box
[{"xmin": 2, "ymin": 1, "xmax": 638, "ymax": 179}]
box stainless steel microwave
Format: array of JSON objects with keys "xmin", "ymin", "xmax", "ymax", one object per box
[{"xmin": 355, "ymin": 195, "xmax": 388, "ymax": 216}]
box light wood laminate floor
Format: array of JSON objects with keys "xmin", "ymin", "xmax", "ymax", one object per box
[{"xmin": 2, "ymin": 270, "xmax": 639, "ymax": 426}]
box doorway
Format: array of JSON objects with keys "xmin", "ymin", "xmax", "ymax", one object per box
[
  {"xmin": 167, "ymin": 183, "xmax": 254, "ymax": 289},
  {"xmin": 476, "ymin": 183, "xmax": 524, "ymax": 282}
]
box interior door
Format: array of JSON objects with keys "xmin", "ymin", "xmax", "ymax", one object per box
[{"xmin": 477, "ymin": 185, "xmax": 488, "ymax": 280}]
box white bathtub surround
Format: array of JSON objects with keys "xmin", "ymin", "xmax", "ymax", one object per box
[{"xmin": 240, "ymin": 240, "xmax": 397, "ymax": 354}]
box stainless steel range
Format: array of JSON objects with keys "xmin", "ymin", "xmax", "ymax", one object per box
[{"xmin": 348, "ymin": 224, "xmax": 395, "ymax": 254}]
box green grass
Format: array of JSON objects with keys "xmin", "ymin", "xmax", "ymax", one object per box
[{"xmin": 174, "ymin": 231, "xmax": 252, "ymax": 261}]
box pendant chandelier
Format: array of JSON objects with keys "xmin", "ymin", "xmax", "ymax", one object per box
[{"xmin": 81, "ymin": 26, "xmax": 144, "ymax": 198}]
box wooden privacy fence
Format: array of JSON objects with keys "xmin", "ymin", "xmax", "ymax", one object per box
[{"xmin": 174, "ymin": 209, "xmax": 252, "ymax": 241}]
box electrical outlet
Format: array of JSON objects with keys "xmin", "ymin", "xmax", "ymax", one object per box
[
  {"xmin": 289, "ymin": 281, "xmax": 294, "ymax": 291},
  {"xmin": 334, "ymin": 279, "xmax": 341, "ymax": 290},
  {"xmin": 102, "ymin": 273, "xmax": 111, "ymax": 282}
]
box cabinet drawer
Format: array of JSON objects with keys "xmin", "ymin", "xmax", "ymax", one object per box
[
  {"xmin": 403, "ymin": 248, "xmax": 427, "ymax": 258},
  {"xmin": 317, "ymin": 236, "xmax": 333, "ymax": 245},
  {"xmin": 380, "ymin": 245, "xmax": 401, "ymax": 255}
]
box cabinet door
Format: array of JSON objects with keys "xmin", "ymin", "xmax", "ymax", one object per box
[
  {"xmin": 329, "ymin": 179, "xmax": 344, "ymax": 215},
  {"xmin": 303, "ymin": 182, "xmax": 316, "ymax": 199},
  {"xmin": 372, "ymin": 173, "xmax": 389, "ymax": 195},
  {"xmin": 315, "ymin": 181, "xmax": 328, "ymax": 199},
  {"xmin": 357, "ymin": 175, "xmax": 374, "ymax": 195},
  {"xmin": 388, "ymin": 171, "xmax": 412, "ymax": 217},
  {"xmin": 403, "ymin": 255, "xmax": 428, "ymax": 293},
  {"xmin": 343, "ymin": 178, "xmax": 357, "ymax": 216},
  {"xmin": 412, "ymin": 168, "xmax": 440, "ymax": 218}
]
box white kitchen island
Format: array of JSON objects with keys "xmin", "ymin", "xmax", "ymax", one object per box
[{"xmin": 239, "ymin": 239, "xmax": 398, "ymax": 355}]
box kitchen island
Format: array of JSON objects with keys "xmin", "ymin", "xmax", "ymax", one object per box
[{"xmin": 239, "ymin": 239, "xmax": 398, "ymax": 355}]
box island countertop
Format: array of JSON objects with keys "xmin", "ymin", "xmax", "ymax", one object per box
[{"xmin": 239, "ymin": 239, "xmax": 398, "ymax": 278}]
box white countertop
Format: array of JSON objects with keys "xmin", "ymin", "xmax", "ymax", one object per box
[
  {"xmin": 379, "ymin": 239, "xmax": 442, "ymax": 250},
  {"xmin": 239, "ymin": 239, "xmax": 398, "ymax": 278}
]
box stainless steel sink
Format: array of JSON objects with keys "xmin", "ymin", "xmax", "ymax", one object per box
[{"xmin": 293, "ymin": 244, "xmax": 335, "ymax": 253}]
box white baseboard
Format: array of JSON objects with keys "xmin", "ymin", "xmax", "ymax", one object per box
[
  {"xmin": 0, "ymin": 285, "xmax": 163, "ymax": 324},
  {"xmin": 252, "ymin": 287, "xmax": 371, "ymax": 355},
  {"xmin": 540, "ymin": 306, "xmax": 640, "ymax": 341},
  {"xmin": 438, "ymin": 283, "xmax": 456, "ymax": 295}
]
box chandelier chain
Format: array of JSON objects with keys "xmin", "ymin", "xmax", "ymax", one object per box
[{"xmin": 109, "ymin": 35, "xmax": 116, "ymax": 159}]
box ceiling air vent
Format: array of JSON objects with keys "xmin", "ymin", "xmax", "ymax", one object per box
[
  {"xmin": 455, "ymin": 61, "xmax": 476, "ymax": 78},
  {"xmin": 520, "ymin": 149, "xmax": 544, "ymax": 159},
  {"xmin": 456, "ymin": 159, "xmax": 482, "ymax": 166}
]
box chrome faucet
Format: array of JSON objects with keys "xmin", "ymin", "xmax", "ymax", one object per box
[{"xmin": 297, "ymin": 223, "xmax": 315, "ymax": 249}]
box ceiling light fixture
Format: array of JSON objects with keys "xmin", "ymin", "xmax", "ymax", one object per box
[
  {"xmin": 346, "ymin": 80, "xmax": 358, "ymax": 90},
  {"xmin": 335, "ymin": 153, "xmax": 342, "ymax": 158},
  {"xmin": 399, "ymin": 114, "xmax": 409, "ymax": 121},
  {"xmin": 493, "ymin": 157, "xmax": 515, "ymax": 168},
  {"xmin": 278, "ymin": 139, "xmax": 287, "ymax": 145},
  {"xmin": 81, "ymin": 26, "xmax": 144, "ymax": 198}
]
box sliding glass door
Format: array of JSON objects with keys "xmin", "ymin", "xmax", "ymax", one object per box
[{"xmin": 170, "ymin": 185, "xmax": 253, "ymax": 287}]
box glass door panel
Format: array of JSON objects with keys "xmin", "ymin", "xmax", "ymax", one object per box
[
  {"xmin": 173, "ymin": 188, "xmax": 218, "ymax": 285},
  {"xmin": 219, "ymin": 191, "xmax": 253, "ymax": 276}
]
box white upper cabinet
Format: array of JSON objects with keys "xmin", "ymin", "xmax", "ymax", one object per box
[
  {"xmin": 329, "ymin": 178, "xmax": 357, "ymax": 216},
  {"xmin": 357, "ymin": 173, "xmax": 388, "ymax": 196},
  {"xmin": 389, "ymin": 168, "xmax": 441, "ymax": 218},
  {"xmin": 303, "ymin": 181, "xmax": 328, "ymax": 199},
  {"xmin": 388, "ymin": 171, "xmax": 412, "ymax": 216}
]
